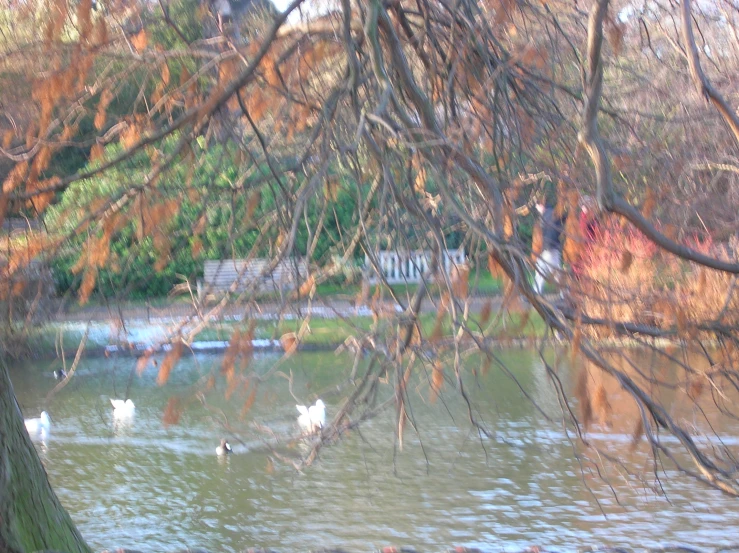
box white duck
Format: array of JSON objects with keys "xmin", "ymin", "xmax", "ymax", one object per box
[
  {"xmin": 216, "ymin": 438, "xmax": 233, "ymax": 456},
  {"xmin": 296, "ymin": 399, "xmax": 326, "ymax": 433},
  {"xmin": 25, "ymin": 411, "xmax": 51, "ymax": 435},
  {"xmin": 110, "ymin": 398, "xmax": 135, "ymax": 416}
]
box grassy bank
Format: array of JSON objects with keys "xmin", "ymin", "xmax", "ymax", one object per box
[{"xmin": 58, "ymin": 270, "xmax": 506, "ymax": 314}]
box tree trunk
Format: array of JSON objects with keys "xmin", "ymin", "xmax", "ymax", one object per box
[{"xmin": 0, "ymin": 360, "xmax": 91, "ymax": 553}]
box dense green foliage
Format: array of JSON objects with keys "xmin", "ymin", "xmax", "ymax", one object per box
[{"xmin": 46, "ymin": 138, "xmax": 364, "ymax": 299}]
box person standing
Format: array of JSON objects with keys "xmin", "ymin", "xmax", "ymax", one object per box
[{"xmin": 534, "ymin": 199, "xmax": 564, "ymax": 294}]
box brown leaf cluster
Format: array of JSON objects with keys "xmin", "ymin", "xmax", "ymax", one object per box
[
  {"xmin": 157, "ymin": 340, "xmax": 184, "ymax": 386},
  {"xmin": 136, "ymin": 348, "xmax": 154, "ymax": 375},
  {"xmin": 575, "ymin": 364, "xmax": 593, "ymax": 432},
  {"xmin": 162, "ymin": 396, "xmax": 184, "ymax": 427},
  {"xmin": 430, "ymin": 360, "xmax": 444, "ymax": 403},
  {"xmin": 131, "ymin": 30, "xmax": 148, "ymax": 52},
  {"xmin": 298, "ymin": 274, "xmax": 316, "ymax": 297},
  {"xmin": 280, "ymin": 332, "xmax": 299, "ymax": 357},
  {"xmin": 593, "ymin": 383, "xmax": 612, "ymax": 426},
  {"xmin": 222, "ymin": 326, "xmax": 255, "ymax": 390},
  {"xmin": 240, "ymin": 383, "xmax": 258, "ymax": 419},
  {"xmin": 531, "ymin": 220, "xmax": 543, "ymax": 259},
  {"xmin": 479, "ymin": 299, "xmax": 493, "ymax": 326},
  {"xmin": 450, "ymin": 263, "xmax": 470, "ymax": 299}
]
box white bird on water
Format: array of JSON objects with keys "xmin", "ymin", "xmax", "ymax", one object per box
[
  {"xmin": 216, "ymin": 438, "xmax": 233, "ymax": 456},
  {"xmin": 296, "ymin": 399, "xmax": 326, "ymax": 434},
  {"xmin": 25, "ymin": 411, "xmax": 51, "ymax": 435},
  {"xmin": 110, "ymin": 398, "xmax": 135, "ymax": 416}
]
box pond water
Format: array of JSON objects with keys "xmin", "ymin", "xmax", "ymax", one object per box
[{"xmin": 9, "ymin": 349, "xmax": 739, "ymax": 552}]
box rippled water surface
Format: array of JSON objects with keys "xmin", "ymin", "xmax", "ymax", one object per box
[{"xmin": 9, "ymin": 350, "xmax": 739, "ymax": 552}]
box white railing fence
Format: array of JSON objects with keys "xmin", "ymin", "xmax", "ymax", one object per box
[{"xmin": 365, "ymin": 248, "xmax": 466, "ymax": 284}]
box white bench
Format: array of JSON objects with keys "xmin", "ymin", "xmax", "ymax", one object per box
[{"xmin": 198, "ymin": 258, "xmax": 307, "ymax": 299}]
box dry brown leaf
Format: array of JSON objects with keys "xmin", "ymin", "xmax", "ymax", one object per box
[
  {"xmin": 0, "ymin": 194, "xmax": 8, "ymax": 230},
  {"xmin": 298, "ymin": 274, "xmax": 316, "ymax": 297},
  {"xmin": 157, "ymin": 340, "xmax": 183, "ymax": 386},
  {"xmin": 131, "ymin": 29, "xmax": 148, "ymax": 52},
  {"xmin": 356, "ymin": 278, "xmax": 370, "ymax": 308},
  {"xmin": 479, "ymin": 299, "xmax": 493, "ymax": 326},
  {"xmin": 503, "ymin": 212, "xmax": 514, "ymax": 239},
  {"xmin": 487, "ymin": 252, "xmax": 504, "ymax": 279},
  {"xmin": 90, "ymin": 143, "xmax": 104, "ymax": 163},
  {"xmin": 575, "ymin": 364, "xmax": 593, "ymax": 432},
  {"xmin": 3, "ymin": 130, "xmax": 14, "ymax": 149},
  {"xmin": 630, "ymin": 416, "xmax": 644, "ymax": 451},
  {"xmin": 240, "ymin": 383, "xmax": 258, "ymax": 419},
  {"xmin": 619, "ymin": 250, "xmax": 633, "ymax": 273},
  {"xmin": 451, "ymin": 263, "xmax": 470, "ymax": 299},
  {"xmin": 594, "ymin": 383, "xmax": 612, "ymax": 426},
  {"xmin": 120, "ymin": 123, "xmax": 139, "ymax": 150},
  {"xmin": 430, "ymin": 360, "xmax": 444, "ymax": 403},
  {"xmin": 280, "ymin": 332, "xmax": 298, "ymax": 357},
  {"xmin": 323, "ymin": 176, "xmax": 339, "ymax": 201},
  {"xmin": 687, "ymin": 375, "xmax": 705, "ymax": 400},
  {"xmin": 571, "ymin": 326, "xmax": 582, "ymax": 362},
  {"xmin": 95, "ymin": 17, "xmax": 108, "ymax": 46},
  {"xmin": 78, "ymin": 268, "xmax": 97, "ymax": 306},
  {"xmin": 161, "ymin": 63, "xmax": 171, "ymax": 85},
  {"xmin": 136, "ymin": 349, "xmax": 154, "ymax": 375},
  {"xmin": 162, "ymin": 396, "xmax": 183, "ymax": 427},
  {"xmin": 414, "ymin": 167, "xmax": 427, "ymax": 193},
  {"xmin": 531, "ymin": 221, "xmax": 543, "ymax": 259},
  {"xmin": 244, "ymin": 188, "xmax": 261, "ymax": 226}
]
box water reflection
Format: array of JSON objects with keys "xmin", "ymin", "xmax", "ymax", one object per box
[
  {"xmin": 8, "ymin": 351, "xmax": 739, "ymax": 553},
  {"xmin": 112, "ymin": 413, "xmax": 135, "ymax": 437},
  {"xmin": 33, "ymin": 429, "xmax": 50, "ymax": 458}
]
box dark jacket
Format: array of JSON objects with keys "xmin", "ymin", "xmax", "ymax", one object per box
[{"xmin": 541, "ymin": 207, "xmax": 564, "ymax": 251}]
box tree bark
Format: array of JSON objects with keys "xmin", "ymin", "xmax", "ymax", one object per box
[{"xmin": 0, "ymin": 361, "xmax": 91, "ymax": 553}]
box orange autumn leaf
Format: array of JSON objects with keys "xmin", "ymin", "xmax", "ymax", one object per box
[
  {"xmin": 430, "ymin": 360, "xmax": 444, "ymax": 403},
  {"xmin": 131, "ymin": 30, "xmax": 148, "ymax": 52},
  {"xmin": 298, "ymin": 274, "xmax": 316, "ymax": 297},
  {"xmin": 479, "ymin": 300, "xmax": 493, "ymax": 326},
  {"xmin": 157, "ymin": 340, "xmax": 183, "ymax": 386},
  {"xmin": 240, "ymin": 382, "xmax": 258, "ymax": 419},
  {"xmin": 90, "ymin": 143, "xmax": 104, "ymax": 162},
  {"xmin": 162, "ymin": 396, "xmax": 184, "ymax": 427},
  {"xmin": 280, "ymin": 332, "xmax": 298, "ymax": 356},
  {"xmin": 619, "ymin": 250, "xmax": 633, "ymax": 273},
  {"xmin": 136, "ymin": 349, "xmax": 154, "ymax": 375},
  {"xmin": 3, "ymin": 129, "xmax": 14, "ymax": 149},
  {"xmin": 531, "ymin": 221, "xmax": 543, "ymax": 258},
  {"xmin": 451, "ymin": 263, "xmax": 470, "ymax": 298}
]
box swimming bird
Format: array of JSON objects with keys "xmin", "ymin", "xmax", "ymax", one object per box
[
  {"xmin": 110, "ymin": 398, "xmax": 135, "ymax": 416},
  {"xmin": 296, "ymin": 399, "xmax": 326, "ymax": 433},
  {"xmin": 25, "ymin": 411, "xmax": 51, "ymax": 435},
  {"xmin": 53, "ymin": 369, "xmax": 67, "ymax": 380},
  {"xmin": 216, "ymin": 438, "xmax": 233, "ymax": 456}
]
